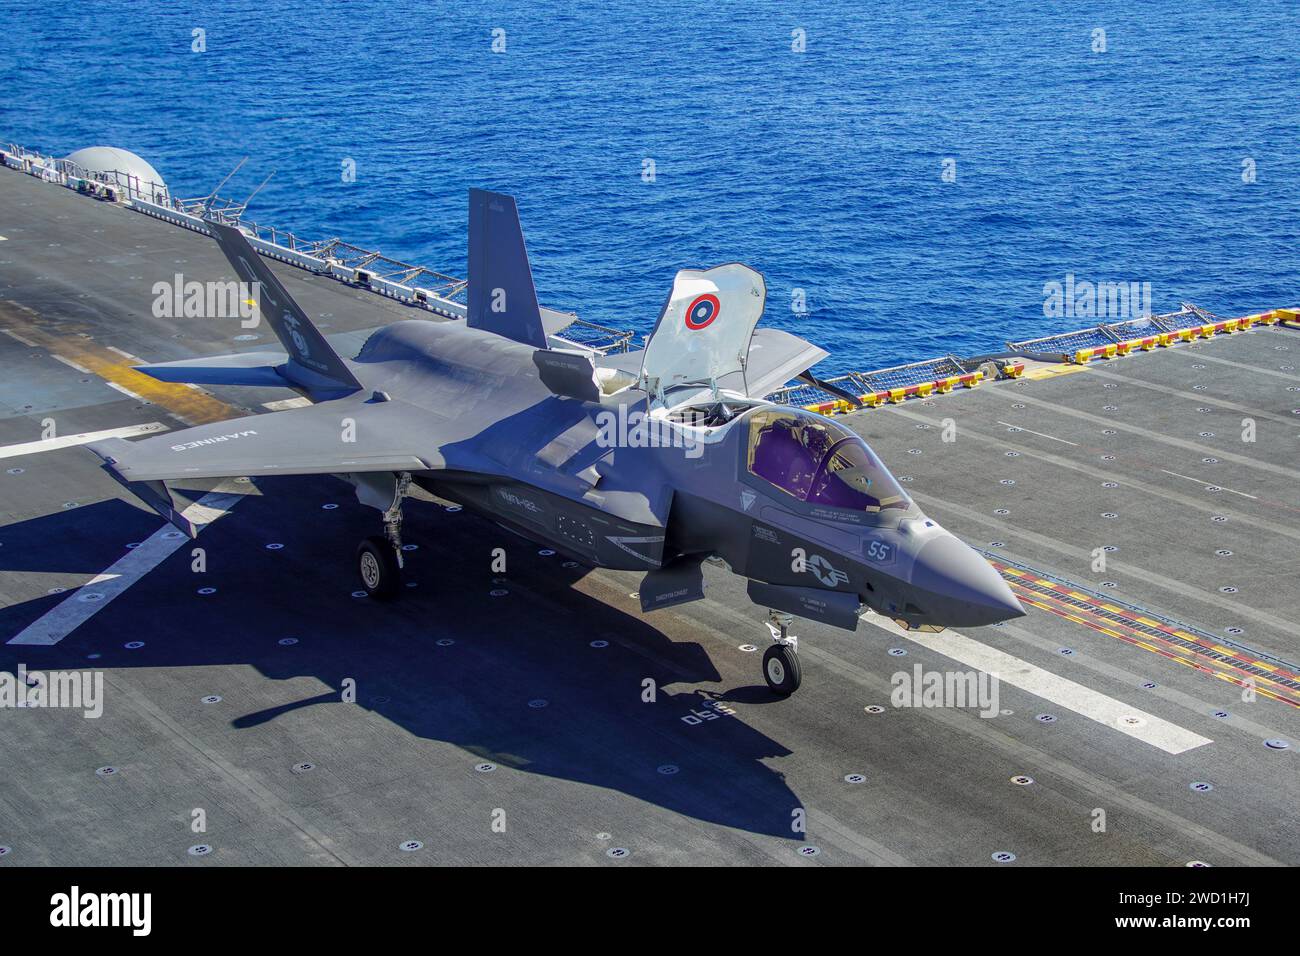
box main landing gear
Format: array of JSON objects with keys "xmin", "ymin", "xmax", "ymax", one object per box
[
  {"xmin": 356, "ymin": 473, "xmax": 411, "ymax": 601},
  {"xmin": 762, "ymin": 610, "xmax": 802, "ymax": 696}
]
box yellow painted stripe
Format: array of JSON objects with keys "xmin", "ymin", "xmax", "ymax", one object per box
[
  {"xmin": 1023, "ymin": 364, "xmax": 1087, "ymax": 381},
  {"xmin": 1015, "ymin": 584, "xmax": 1300, "ymax": 708},
  {"xmin": 1, "ymin": 313, "xmax": 241, "ymax": 425}
]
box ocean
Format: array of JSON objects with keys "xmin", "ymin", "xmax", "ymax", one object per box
[{"xmin": 2, "ymin": 1, "xmax": 1297, "ymax": 372}]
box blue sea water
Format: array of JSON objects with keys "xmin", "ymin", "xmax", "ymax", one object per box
[{"xmin": 1, "ymin": 2, "xmax": 1297, "ymax": 372}]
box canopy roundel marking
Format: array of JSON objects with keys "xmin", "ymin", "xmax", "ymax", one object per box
[{"xmin": 684, "ymin": 293, "xmax": 720, "ymax": 330}]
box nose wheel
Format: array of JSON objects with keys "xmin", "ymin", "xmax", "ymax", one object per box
[
  {"xmin": 762, "ymin": 644, "xmax": 801, "ymax": 695},
  {"xmin": 762, "ymin": 611, "xmax": 802, "ymax": 696}
]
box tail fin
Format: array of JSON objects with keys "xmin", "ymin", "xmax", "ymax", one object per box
[
  {"xmin": 206, "ymin": 221, "xmax": 362, "ymax": 395},
  {"xmin": 466, "ymin": 189, "xmax": 548, "ymax": 349}
]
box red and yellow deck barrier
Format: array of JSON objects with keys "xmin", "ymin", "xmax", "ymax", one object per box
[
  {"xmin": 1068, "ymin": 308, "xmax": 1293, "ymax": 364},
  {"xmin": 799, "ymin": 370, "xmax": 985, "ymax": 415},
  {"xmin": 796, "ymin": 306, "xmax": 1293, "ymax": 414}
]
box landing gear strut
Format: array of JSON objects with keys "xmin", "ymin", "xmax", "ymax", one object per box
[
  {"xmin": 355, "ymin": 472, "xmax": 411, "ymax": 601},
  {"xmin": 762, "ymin": 611, "xmax": 802, "ymax": 696}
]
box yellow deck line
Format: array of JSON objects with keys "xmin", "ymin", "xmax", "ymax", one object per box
[
  {"xmin": 1, "ymin": 310, "xmax": 242, "ymax": 425},
  {"xmin": 1022, "ymin": 364, "xmax": 1087, "ymax": 381},
  {"xmin": 1012, "ymin": 576, "xmax": 1300, "ymax": 706}
]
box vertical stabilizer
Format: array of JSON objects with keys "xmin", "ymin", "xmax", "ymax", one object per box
[
  {"xmin": 467, "ymin": 189, "xmax": 548, "ymax": 349},
  {"xmin": 206, "ymin": 221, "xmax": 362, "ymax": 396}
]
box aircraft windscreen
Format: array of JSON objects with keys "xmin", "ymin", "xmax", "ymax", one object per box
[{"xmin": 745, "ymin": 409, "xmax": 910, "ymax": 512}]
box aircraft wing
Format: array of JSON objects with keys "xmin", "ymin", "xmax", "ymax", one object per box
[
  {"xmin": 725, "ymin": 328, "xmax": 829, "ymax": 399},
  {"xmin": 132, "ymin": 349, "xmax": 295, "ymax": 388},
  {"xmin": 87, "ymin": 398, "xmax": 432, "ymax": 483},
  {"xmin": 595, "ymin": 328, "xmax": 829, "ymax": 400}
]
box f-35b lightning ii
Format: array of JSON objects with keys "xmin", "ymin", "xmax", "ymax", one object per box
[{"xmin": 87, "ymin": 189, "xmax": 1024, "ymax": 695}]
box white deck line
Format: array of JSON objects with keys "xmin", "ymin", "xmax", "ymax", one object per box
[
  {"xmin": 8, "ymin": 490, "xmax": 242, "ymax": 646},
  {"xmin": 1160, "ymin": 469, "xmax": 1258, "ymax": 500},
  {"xmin": 0, "ymin": 422, "xmax": 168, "ymax": 460},
  {"xmin": 1, "ymin": 328, "xmax": 38, "ymax": 346},
  {"xmin": 105, "ymin": 381, "xmax": 147, "ymax": 402},
  {"xmin": 262, "ymin": 397, "xmax": 312, "ymax": 411},
  {"xmin": 51, "ymin": 354, "xmax": 91, "ymax": 374},
  {"xmin": 994, "ymin": 421, "xmax": 1079, "ymax": 446},
  {"xmin": 860, "ymin": 613, "xmax": 1213, "ymax": 755}
]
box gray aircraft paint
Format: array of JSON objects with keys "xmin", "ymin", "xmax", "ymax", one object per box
[{"xmin": 87, "ymin": 189, "xmax": 1023, "ymax": 634}]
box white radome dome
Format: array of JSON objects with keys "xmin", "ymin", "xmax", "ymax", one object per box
[{"xmin": 64, "ymin": 146, "xmax": 168, "ymax": 201}]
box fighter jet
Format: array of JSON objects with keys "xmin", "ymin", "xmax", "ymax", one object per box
[{"xmin": 87, "ymin": 189, "xmax": 1024, "ymax": 695}]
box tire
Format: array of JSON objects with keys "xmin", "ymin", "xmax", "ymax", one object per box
[
  {"xmin": 762, "ymin": 644, "xmax": 802, "ymax": 696},
  {"xmin": 357, "ymin": 535, "xmax": 401, "ymax": 601}
]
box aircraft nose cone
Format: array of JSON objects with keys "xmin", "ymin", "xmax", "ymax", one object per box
[{"xmin": 911, "ymin": 534, "xmax": 1026, "ymax": 626}]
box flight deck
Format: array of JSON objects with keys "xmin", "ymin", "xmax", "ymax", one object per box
[{"xmin": 1, "ymin": 162, "xmax": 1297, "ymax": 867}]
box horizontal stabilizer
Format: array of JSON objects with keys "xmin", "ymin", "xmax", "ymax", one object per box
[
  {"xmin": 134, "ymin": 350, "xmax": 293, "ymax": 389},
  {"xmin": 746, "ymin": 580, "xmax": 861, "ymax": 631}
]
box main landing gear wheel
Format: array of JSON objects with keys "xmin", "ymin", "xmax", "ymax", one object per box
[
  {"xmin": 357, "ymin": 535, "xmax": 401, "ymax": 600},
  {"xmin": 355, "ymin": 471, "xmax": 411, "ymax": 601},
  {"xmin": 763, "ymin": 643, "xmax": 802, "ymax": 696}
]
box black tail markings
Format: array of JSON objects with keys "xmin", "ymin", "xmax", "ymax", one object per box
[{"xmin": 206, "ymin": 221, "xmax": 362, "ymax": 396}]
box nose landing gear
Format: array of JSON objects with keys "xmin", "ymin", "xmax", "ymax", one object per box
[{"xmin": 762, "ymin": 611, "xmax": 802, "ymax": 696}]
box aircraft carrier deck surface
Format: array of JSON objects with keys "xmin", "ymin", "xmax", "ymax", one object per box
[{"xmin": 1, "ymin": 167, "xmax": 1297, "ymax": 867}]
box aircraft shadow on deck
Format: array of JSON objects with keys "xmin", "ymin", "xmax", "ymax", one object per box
[{"xmin": 0, "ymin": 476, "xmax": 804, "ymax": 841}]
